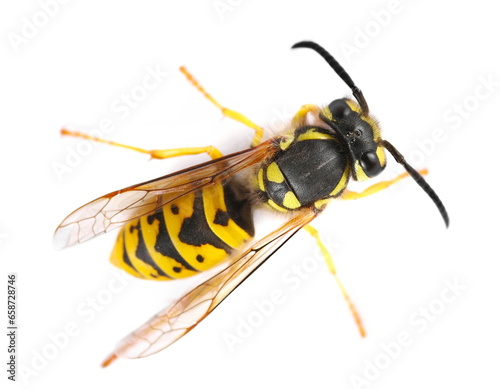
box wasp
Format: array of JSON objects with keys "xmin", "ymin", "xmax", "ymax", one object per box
[{"xmin": 54, "ymin": 41, "xmax": 449, "ymax": 366}]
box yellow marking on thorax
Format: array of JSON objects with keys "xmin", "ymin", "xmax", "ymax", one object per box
[
  {"xmin": 267, "ymin": 199, "xmax": 287, "ymax": 212},
  {"xmin": 314, "ymin": 198, "xmax": 330, "ymax": 210},
  {"xmin": 296, "ymin": 129, "xmax": 334, "ymax": 142},
  {"xmin": 257, "ymin": 168, "xmax": 265, "ymax": 191},
  {"xmin": 329, "ymin": 165, "xmax": 350, "ymax": 196},
  {"xmin": 279, "ymin": 136, "xmax": 294, "ymax": 151},
  {"xmin": 282, "ymin": 191, "xmax": 301, "ymax": 209},
  {"xmin": 266, "ymin": 162, "xmax": 285, "ymax": 184}
]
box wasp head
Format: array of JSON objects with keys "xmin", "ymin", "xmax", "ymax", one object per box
[{"xmin": 321, "ymin": 98, "xmax": 386, "ymax": 181}]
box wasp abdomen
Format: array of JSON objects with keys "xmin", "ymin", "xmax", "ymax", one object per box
[{"xmin": 110, "ymin": 180, "xmax": 254, "ymax": 280}]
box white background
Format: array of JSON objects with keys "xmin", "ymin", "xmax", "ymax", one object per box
[{"xmin": 1, "ymin": 1, "xmax": 499, "ymax": 388}]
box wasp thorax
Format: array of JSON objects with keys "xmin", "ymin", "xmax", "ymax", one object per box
[{"xmin": 256, "ymin": 127, "xmax": 350, "ymax": 212}]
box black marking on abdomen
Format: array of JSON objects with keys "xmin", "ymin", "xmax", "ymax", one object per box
[
  {"xmin": 222, "ymin": 181, "xmax": 255, "ymax": 237},
  {"xmin": 147, "ymin": 212, "xmax": 198, "ymax": 272},
  {"xmin": 121, "ymin": 232, "xmax": 139, "ymax": 274},
  {"xmin": 214, "ymin": 209, "xmax": 230, "ymax": 226},
  {"xmin": 133, "ymin": 219, "xmax": 171, "ymax": 278},
  {"xmin": 178, "ymin": 192, "xmax": 232, "ymax": 252}
]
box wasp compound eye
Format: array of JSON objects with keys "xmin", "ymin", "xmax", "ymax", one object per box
[
  {"xmin": 360, "ymin": 151, "xmax": 383, "ymax": 177},
  {"xmin": 328, "ymin": 99, "xmax": 351, "ymax": 120}
]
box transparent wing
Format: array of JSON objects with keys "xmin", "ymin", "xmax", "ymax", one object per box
[
  {"xmin": 101, "ymin": 210, "xmax": 318, "ymax": 366},
  {"xmin": 54, "ymin": 140, "xmax": 277, "ymax": 249}
]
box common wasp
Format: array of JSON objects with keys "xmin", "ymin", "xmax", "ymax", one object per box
[{"xmin": 54, "ymin": 41, "xmax": 449, "ymax": 366}]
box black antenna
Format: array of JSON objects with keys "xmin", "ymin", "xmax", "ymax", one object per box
[
  {"xmin": 382, "ymin": 140, "xmax": 449, "ymax": 227},
  {"xmin": 292, "ymin": 41, "xmax": 369, "ymax": 114}
]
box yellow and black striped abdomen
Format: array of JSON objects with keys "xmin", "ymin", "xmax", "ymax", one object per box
[{"xmin": 110, "ymin": 180, "xmax": 254, "ymax": 280}]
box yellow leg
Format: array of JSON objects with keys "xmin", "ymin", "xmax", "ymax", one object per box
[
  {"xmin": 291, "ymin": 104, "xmax": 322, "ymax": 126},
  {"xmin": 304, "ymin": 224, "xmax": 366, "ymax": 338},
  {"xmin": 179, "ymin": 66, "xmax": 264, "ymax": 147},
  {"xmin": 60, "ymin": 129, "xmax": 223, "ymax": 160},
  {"xmin": 341, "ymin": 169, "xmax": 428, "ymax": 200}
]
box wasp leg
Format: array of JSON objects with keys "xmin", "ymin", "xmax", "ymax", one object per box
[
  {"xmin": 290, "ymin": 104, "xmax": 322, "ymax": 126},
  {"xmin": 341, "ymin": 169, "xmax": 428, "ymax": 200},
  {"xmin": 303, "ymin": 224, "xmax": 366, "ymax": 338},
  {"xmin": 60, "ymin": 128, "xmax": 224, "ymax": 160},
  {"xmin": 179, "ymin": 66, "xmax": 264, "ymax": 147}
]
